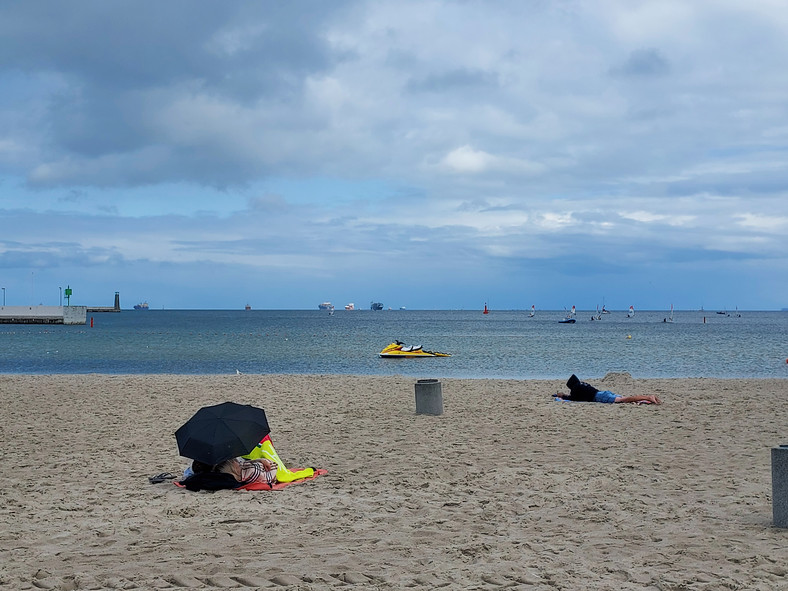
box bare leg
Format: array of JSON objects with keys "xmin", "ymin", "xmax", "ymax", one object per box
[{"xmin": 615, "ymin": 395, "xmax": 662, "ymax": 404}]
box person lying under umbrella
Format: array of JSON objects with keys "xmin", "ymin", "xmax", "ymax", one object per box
[
  {"xmin": 553, "ymin": 374, "xmax": 662, "ymax": 404},
  {"xmin": 189, "ymin": 456, "xmax": 279, "ymax": 488},
  {"xmin": 175, "ymin": 402, "xmax": 319, "ymax": 491},
  {"xmin": 180, "ymin": 435, "xmax": 316, "ymax": 491}
]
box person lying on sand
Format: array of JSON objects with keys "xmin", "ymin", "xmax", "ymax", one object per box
[
  {"xmin": 178, "ymin": 458, "xmax": 277, "ymax": 491},
  {"xmin": 194, "ymin": 457, "xmax": 280, "ymax": 486},
  {"xmin": 179, "ymin": 435, "xmax": 317, "ymax": 491},
  {"xmin": 553, "ymin": 374, "xmax": 662, "ymax": 404}
]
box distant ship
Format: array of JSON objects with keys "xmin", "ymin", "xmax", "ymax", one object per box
[
  {"xmin": 345, "ymin": 303, "xmax": 355, "ymax": 310},
  {"xmin": 133, "ymin": 302, "xmax": 149, "ymax": 310},
  {"xmin": 370, "ymin": 301, "xmax": 383, "ymax": 311},
  {"xmin": 245, "ymin": 304, "xmax": 251, "ymax": 311},
  {"xmin": 318, "ymin": 302, "xmax": 332, "ymax": 310}
]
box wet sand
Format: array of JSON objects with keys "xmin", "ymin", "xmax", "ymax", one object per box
[{"xmin": 1, "ymin": 373, "xmax": 786, "ymax": 590}]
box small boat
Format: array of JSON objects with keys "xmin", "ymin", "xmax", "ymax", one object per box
[
  {"xmin": 245, "ymin": 304, "xmax": 251, "ymax": 311},
  {"xmin": 370, "ymin": 301, "xmax": 383, "ymax": 311},
  {"xmin": 529, "ymin": 305, "xmax": 535, "ymax": 317},
  {"xmin": 345, "ymin": 303, "xmax": 355, "ymax": 310},
  {"xmin": 318, "ymin": 302, "xmax": 332, "ymax": 310},
  {"xmin": 379, "ymin": 341, "xmax": 451, "ymax": 358},
  {"xmin": 133, "ymin": 302, "xmax": 149, "ymax": 310},
  {"xmin": 627, "ymin": 305, "xmax": 635, "ymax": 318},
  {"xmin": 591, "ymin": 305, "xmax": 602, "ymax": 321},
  {"xmin": 560, "ymin": 305, "xmax": 576, "ymax": 323},
  {"xmin": 663, "ymin": 304, "xmax": 674, "ymax": 323},
  {"xmin": 328, "ymin": 305, "xmax": 335, "ymax": 315}
]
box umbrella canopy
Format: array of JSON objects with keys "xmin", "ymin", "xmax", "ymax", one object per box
[{"xmin": 175, "ymin": 402, "xmax": 270, "ymax": 465}]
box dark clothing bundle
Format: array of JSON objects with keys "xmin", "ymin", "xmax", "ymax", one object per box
[
  {"xmin": 178, "ymin": 472, "xmax": 243, "ymax": 491},
  {"xmin": 565, "ymin": 374, "xmax": 599, "ymax": 402}
]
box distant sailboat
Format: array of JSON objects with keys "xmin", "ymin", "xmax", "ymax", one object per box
[
  {"xmin": 483, "ymin": 303, "xmax": 489, "ymax": 315},
  {"xmin": 664, "ymin": 304, "xmax": 674, "ymax": 323},
  {"xmin": 591, "ymin": 305, "xmax": 602, "ymax": 321},
  {"xmin": 627, "ymin": 305, "xmax": 635, "ymax": 318},
  {"xmin": 529, "ymin": 305, "xmax": 535, "ymax": 317}
]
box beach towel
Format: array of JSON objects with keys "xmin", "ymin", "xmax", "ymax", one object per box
[
  {"xmin": 174, "ymin": 468, "xmax": 327, "ymax": 491},
  {"xmin": 237, "ymin": 468, "xmax": 328, "ymax": 490}
]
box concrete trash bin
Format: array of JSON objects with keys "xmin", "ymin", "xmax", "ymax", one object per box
[
  {"xmin": 415, "ymin": 379, "xmax": 443, "ymax": 415},
  {"xmin": 773, "ymin": 444, "xmax": 788, "ymax": 528}
]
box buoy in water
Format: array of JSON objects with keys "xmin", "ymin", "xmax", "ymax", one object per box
[{"xmin": 626, "ymin": 334, "xmax": 632, "ymax": 339}]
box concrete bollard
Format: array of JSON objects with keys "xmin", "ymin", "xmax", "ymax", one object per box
[
  {"xmin": 415, "ymin": 379, "xmax": 443, "ymax": 415},
  {"xmin": 773, "ymin": 444, "xmax": 788, "ymax": 528}
]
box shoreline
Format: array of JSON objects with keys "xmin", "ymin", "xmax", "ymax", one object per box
[
  {"xmin": 2, "ymin": 373, "xmax": 786, "ymax": 589},
  {"xmin": 2, "ymin": 371, "xmax": 787, "ymax": 379}
]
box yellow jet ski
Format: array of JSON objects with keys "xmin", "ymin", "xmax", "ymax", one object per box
[{"xmin": 379, "ymin": 340, "xmax": 451, "ymax": 358}]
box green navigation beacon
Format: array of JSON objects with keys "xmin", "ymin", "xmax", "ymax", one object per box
[{"xmin": 64, "ymin": 286, "xmax": 72, "ymax": 306}]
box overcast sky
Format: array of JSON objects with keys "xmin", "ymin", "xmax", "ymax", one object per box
[{"xmin": 1, "ymin": 1, "xmax": 786, "ymax": 311}]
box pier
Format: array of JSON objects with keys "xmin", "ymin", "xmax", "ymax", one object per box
[
  {"xmin": 0, "ymin": 306, "xmax": 88, "ymax": 325},
  {"xmin": 0, "ymin": 292, "xmax": 120, "ymax": 324},
  {"xmin": 86, "ymin": 292, "xmax": 122, "ymax": 313}
]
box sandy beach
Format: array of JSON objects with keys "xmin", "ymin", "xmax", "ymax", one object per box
[{"xmin": 1, "ymin": 373, "xmax": 786, "ymax": 590}]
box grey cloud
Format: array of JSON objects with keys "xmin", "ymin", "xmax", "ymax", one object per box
[
  {"xmin": 612, "ymin": 48, "xmax": 670, "ymax": 77},
  {"xmin": 0, "ymin": 2, "xmax": 351, "ymax": 96},
  {"xmin": 1, "ymin": 1, "xmax": 357, "ymax": 187},
  {"xmin": 0, "ymin": 242, "xmax": 124, "ymax": 269}
]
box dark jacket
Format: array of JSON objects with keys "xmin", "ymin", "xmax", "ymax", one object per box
[
  {"xmin": 178, "ymin": 472, "xmax": 244, "ymax": 491},
  {"xmin": 566, "ymin": 374, "xmax": 598, "ymax": 402}
]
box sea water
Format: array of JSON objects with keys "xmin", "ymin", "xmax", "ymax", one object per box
[{"xmin": 0, "ymin": 309, "xmax": 786, "ymax": 379}]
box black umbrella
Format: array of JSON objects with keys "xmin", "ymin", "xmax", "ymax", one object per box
[{"xmin": 175, "ymin": 402, "xmax": 270, "ymax": 465}]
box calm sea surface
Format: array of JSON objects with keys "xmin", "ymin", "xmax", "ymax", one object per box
[{"xmin": 1, "ymin": 309, "xmax": 787, "ymax": 379}]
